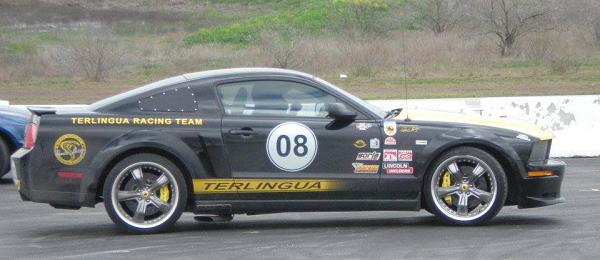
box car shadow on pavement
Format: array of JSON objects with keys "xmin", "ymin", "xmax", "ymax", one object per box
[
  {"xmin": 22, "ymin": 214, "xmax": 564, "ymax": 238},
  {"xmin": 184, "ymin": 214, "xmax": 563, "ymax": 232},
  {"xmin": 0, "ymin": 177, "xmax": 13, "ymax": 185}
]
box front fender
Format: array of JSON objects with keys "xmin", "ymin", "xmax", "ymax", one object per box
[{"xmin": 418, "ymin": 128, "xmax": 528, "ymax": 181}]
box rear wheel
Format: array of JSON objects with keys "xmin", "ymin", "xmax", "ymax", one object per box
[
  {"xmin": 0, "ymin": 138, "xmax": 10, "ymax": 178},
  {"xmin": 103, "ymin": 153, "xmax": 188, "ymax": 234},
  {"xmin": 424, "ymin": 147, "xmax": 507, "ymax": 225}
]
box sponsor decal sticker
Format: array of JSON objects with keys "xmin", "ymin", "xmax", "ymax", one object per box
[
  {"xmin": 415, "ymin": 140, "xmax": 428, "ymax": 146},
  {"xmin": 382, "ymin": 162, "xmax": 413, "ymax": 175},
  {"xmin": 266, "ymin": 122, "xmax": 318, "ymax": 172},
  {"xmin": 54, "ymin": 134, "xmax": 86, "ymax": 166},
  {"xmin": 352, "ymin": 163, "xmax": 380, "ymax": 174},
  {"xmin": 516, "ymin": 134, "xmax": 531, "ymax": 141},
  {"xmin": 383, "ymin": 120, "xmax": 397, "ymax": 136},
  {"xmin": 382, "ymin": 162, "xmax": 410, "ymax": 169},
  {"xmin": 356, "ymin": 151, "xmax": 381, "ymax": 161},
  {"xmin": 370, "ymin": 138, "xmax": 380, "ymax": 149},
  {"xmin": 355, "ymin": 123, "xmax": 373, "ymax": 131},
  {"xmin": 399, "ymin": 125, "xmax": 419, "ymax": 133},
  {"xmin": 386, "ymin": 167, "xmax": 414, "ymax": 175},
  {"xmin": 353, "ymin": 139, "xmax": 367, "ymax": 148},
  {"xmin": 193, "ymin": 179, "xmax": 344, "ymax": 193},
  {"xmin": 398, "ymin": 150, "xmax": 413, "ymax": 162},
  {"xmin": 383, "ymin": 149, "xmax": 398, "ymax": 162},
  {"xmin": 384, "ymin": 137, "xmax": 396, "ymax": 145},
  {"xmin": 71, "ymin": 117, "xmax": 203, "ymax": 126}
]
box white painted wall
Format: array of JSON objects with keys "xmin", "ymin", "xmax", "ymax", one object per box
[
  {"xmin": 6, "ymin": 95, "xmax": 599, "ymax": 157},
  {"xmin": 369, "ymin": 95, "xmax": 600, "ymax": 157}
]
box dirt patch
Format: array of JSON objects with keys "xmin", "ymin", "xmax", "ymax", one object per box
[{"xmin": 0, "ymin": 1, "xmax": 186, "ymax": 29}]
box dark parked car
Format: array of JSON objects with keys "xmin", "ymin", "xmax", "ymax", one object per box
[
  {"xmin": 0, "ymin": 105, "xmax": 29, "ymax": 178},
  {"xmin": 12, "ymin": 68, "xmax": 565, "ymax": 233}
]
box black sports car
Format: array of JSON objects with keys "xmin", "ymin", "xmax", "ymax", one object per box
[{"xmin": 11, "ymin": 68, "xmax": 565, "ymax": 233}]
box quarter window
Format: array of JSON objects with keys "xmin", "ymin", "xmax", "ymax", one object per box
[
  {"xmin": 217, "ymin": 81, "xmax": 338, "ymax": 118},
  {"xmin": 138, "ymin": 87, "xmax": 198, "ymax": 112}
]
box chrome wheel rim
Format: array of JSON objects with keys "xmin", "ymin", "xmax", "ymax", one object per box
[
  {"xmin": 111, "ymin": 162, "xmax": 179, "ymax": 229},
  {"xmin": 430, "ymin": 155, "xmax": 497, "ymax": 221}
]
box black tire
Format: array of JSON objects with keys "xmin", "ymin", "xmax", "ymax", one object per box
[
  {"xmin": 103, "ymin": 153, "xmax": 188, "ymax": 234},
  {"xmin": 0, "ymin": 138, "xmax": 10, "ymax": 178},
  {"xmin": 424, "ymin": 147, "xmax": 507, "ymax": 225}
]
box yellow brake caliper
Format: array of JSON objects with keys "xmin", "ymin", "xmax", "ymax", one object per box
[
  {"xmin": 442, "ymin": 171, "xmax": 452, "ymax": 205},
  {"xmin": 159, "ymin": 185, "xmax": 170, "ymax": 202}
]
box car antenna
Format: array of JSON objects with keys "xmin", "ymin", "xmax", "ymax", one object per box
[{"xmin": 401, "ymin": 28, "xmax": 411, "ymax": 122}]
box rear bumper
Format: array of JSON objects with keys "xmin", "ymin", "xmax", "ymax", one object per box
[
  {"xmin": 11, "ymin": 148, "xmax": 90, "ymax": 208},
  {"xmin": 518, "ymin": 159, "xmax": 566, "ymax": 209},
  {"xmin": 11, "ymin": 148, "xmax": 31, "ymax": 202}
]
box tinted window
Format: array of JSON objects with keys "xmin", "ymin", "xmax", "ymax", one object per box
[{"xmin": 217, "ymin": 81, "xmax": 337, "ymax": 117}]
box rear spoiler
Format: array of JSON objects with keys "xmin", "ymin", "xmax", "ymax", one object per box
[{"xmin": 27, "ymin": 107, "xmax": 57, "ymax": 116}]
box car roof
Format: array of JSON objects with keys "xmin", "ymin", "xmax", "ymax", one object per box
[
  {"xmin": 90, "ymin": 68, "xmax": 315, "ymax": 112},
  {"xmin": 182, "ymin": 68, "xmax": 314, "ymax": 81}
]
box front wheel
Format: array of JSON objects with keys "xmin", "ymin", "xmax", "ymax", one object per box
[
  {"xmin": 103, "ymin": 153, "xmax": 188, "ymax": 234},
  {"xmin": 424, "ymin": 147, "xmax": 507, "ymax": 225}
]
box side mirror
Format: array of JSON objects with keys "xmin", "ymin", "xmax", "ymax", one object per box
[{"xmin": 327, "ymin": 103, "xmax": 357, "ymax": 120}]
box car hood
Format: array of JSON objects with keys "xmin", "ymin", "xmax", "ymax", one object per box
[{"xmin": 395, "ymin": 108, "xmax": 553, "ymax": 141}]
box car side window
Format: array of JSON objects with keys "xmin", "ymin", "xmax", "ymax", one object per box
[{"xmin": 217, "ymin": 81, "xmax": 338, "ymax": 118}]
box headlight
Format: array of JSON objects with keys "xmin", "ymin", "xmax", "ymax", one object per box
[{"xmin": 529, "ymin": 141, "xmax": 551, "ymax": 162}]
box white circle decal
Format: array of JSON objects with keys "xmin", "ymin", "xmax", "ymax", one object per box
[{"xmin": 266, "ymin": 122, "xmax": 318, "ymax": 172}]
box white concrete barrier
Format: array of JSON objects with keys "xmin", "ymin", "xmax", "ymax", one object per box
[
  {"xmin": 6, "ymin": 95, "xmax": 599, "ymax": 157},
  {"xmin": 369, "ymin": 95, "xmax": 600, "ymax": 158}
]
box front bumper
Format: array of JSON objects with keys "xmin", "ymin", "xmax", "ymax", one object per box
[{"xmin": 518, "ymin": 159, "xmax": 566, "ymax": 209}]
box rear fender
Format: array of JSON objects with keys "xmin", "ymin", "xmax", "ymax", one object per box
[
  {"xmin": 0, "ymin": 120, "xmax": 26, "ymax": 150},
  {"xmin": 86, "ymin": 130, "xmax": 208, "ymax": 201}
]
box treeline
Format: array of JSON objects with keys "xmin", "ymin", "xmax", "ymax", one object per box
[{"xmin": 186, "ymin": 0, "xmax": 600, "ymax": 57}]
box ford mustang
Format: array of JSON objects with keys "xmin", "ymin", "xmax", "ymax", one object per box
[{"xmin": 11, "ymin": 68, "xmax": 565, "ymax": 233}]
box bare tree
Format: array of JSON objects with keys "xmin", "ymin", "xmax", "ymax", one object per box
[
  {"xmin": 413, "ymin": 0, "xmax": 466, "ymax": 34},
  {"xmin": 474, "ymin": 0, "xmax": 555, "ymax": 57},
  {"xmin": 331, "ymin": 0, "xmax": 395, "ymax": 37},
  {"xmin": 68, "ymin": 30, "xmax": 123, "ymax": 82},
  {"xmin": 259, "ymin": 29, "xmax": 304, "ymax": 69},
  {"xmin": 595, "ymin": 18, "xmax": 600, "ymax": 46}
]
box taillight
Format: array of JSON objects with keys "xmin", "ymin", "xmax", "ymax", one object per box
[{"xmin": 23, "ymin": 123, "xmax": 38, "ymax": 149}]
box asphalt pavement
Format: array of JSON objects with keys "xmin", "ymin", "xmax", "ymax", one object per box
[{"xmin": 1, "ymin": 158, "xmax": 599, "ymax": 260}]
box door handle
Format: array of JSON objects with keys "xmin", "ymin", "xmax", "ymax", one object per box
[{"xmin": 228, "ymin": 128, "xmax": 254, "ymax": 136}]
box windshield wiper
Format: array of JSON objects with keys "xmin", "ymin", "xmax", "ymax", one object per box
[{"xmin": 384, "ymin": 108, "xmax": 403, "ymax": 119}]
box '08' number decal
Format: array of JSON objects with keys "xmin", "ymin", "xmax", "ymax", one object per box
[
  {"xmin": 276, "ymin": 135, "xmax": 308, "ymax": 157},
  {"xmin": 267, "ymin": 122, "xmax": 317, "ymax": 172}
]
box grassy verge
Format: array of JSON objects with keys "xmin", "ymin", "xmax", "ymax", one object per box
[
  {"xmin": 3, "ymin": 63, "xmax": 599, "ymax": 105},
  {"xmin": 184, "ymin": 1, "xmax": 329, "ymax": 46}
]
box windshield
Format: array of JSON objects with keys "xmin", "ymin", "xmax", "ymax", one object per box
[{"xmin": 314, "ymin": 77, "xmax": 387, "ymax": 118}]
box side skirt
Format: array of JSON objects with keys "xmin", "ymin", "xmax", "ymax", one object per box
[{"xmin": 192, "ymin": 199, "xmax": 421, "ymax": 216}]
